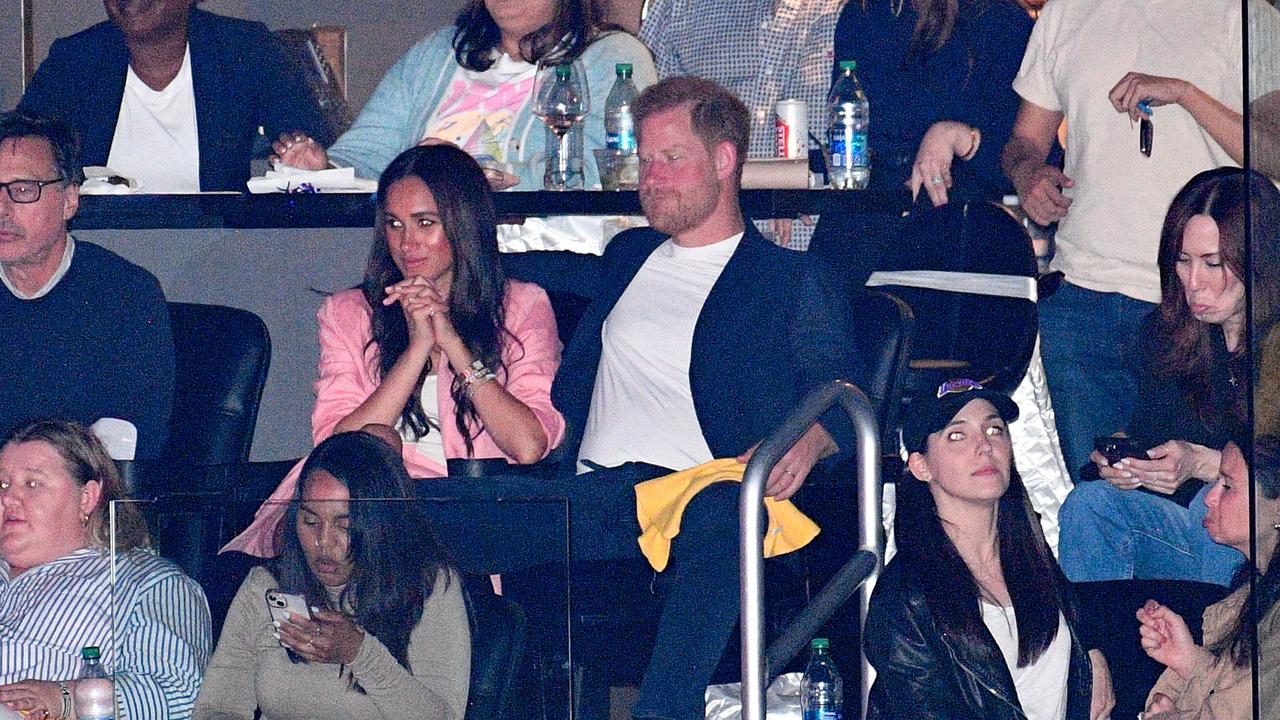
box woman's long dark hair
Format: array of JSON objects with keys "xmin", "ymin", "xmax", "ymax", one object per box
[
  {"xmin": 274, "ymin": 431, "xmax": 452, "ymax": 669},
  {"xmin": 895, "ymin": 460, "xmax": 1066, "ymax": 666},
  {"xmin": 1209, "ymin": 436, "xmax": 1280, "ymax": 668},
  {"xmin": 364, "ymin": 144, "xmax": 512, "ymax": 456},
  {"xmin": 1152, "ymin": 168, "xmax": 1280, "ymax": 428},
  {"xmin": 452, "ymin": 0, "xmax": 616, "ymax": 71}
]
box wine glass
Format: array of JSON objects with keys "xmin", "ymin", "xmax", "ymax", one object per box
[{"xmin": 532, "ymin": 60, "xmax": 590, "ymax": 190}]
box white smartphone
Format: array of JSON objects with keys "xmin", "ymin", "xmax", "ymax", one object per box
[{"xmin": 265, "ymin": 588, "xmax": 312, "ymax": 628}]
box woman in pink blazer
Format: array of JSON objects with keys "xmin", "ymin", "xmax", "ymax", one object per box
[{"xmin": 227, "ymin": 144, "xmax": 564, "ymax": 557}]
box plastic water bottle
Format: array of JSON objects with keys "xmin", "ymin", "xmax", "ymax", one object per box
[
  {"xmin": 827, "ymin": 60, "xmax": 870, "ymax": 190},
  {"xmin": 801, "ymin": 638, "xmax": 843, "ymax": 720},
  {"xmin": 604, "ymin": 63, "xmax": 638, "ymax": 153},
  {"xmin": 74, "ymin": 646, "xmax": 114, "ymax": 720}
]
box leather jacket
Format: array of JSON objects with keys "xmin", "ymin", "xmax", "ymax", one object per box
[{"xmin": 864, "ymin": 559, "xmax": 1094, "ymax": 720}]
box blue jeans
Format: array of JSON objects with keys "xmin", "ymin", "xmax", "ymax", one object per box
[
  {"xmin": 1038, "ymin": 282, "xmax": 1155, "ymax": 479},
  {"xmin": 1058, "ymin": 480, "xmax": 1244, "ymax": 586},
  {"xmin": 567, "ymin": 465, "xmax": 747, "ymax": 720}
]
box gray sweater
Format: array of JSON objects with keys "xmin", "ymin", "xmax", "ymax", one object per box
[{"xmin": 193, "ymin": 566, "xmax": 469, "ymax": 720}]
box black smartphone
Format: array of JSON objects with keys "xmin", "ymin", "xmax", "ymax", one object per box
[
  {"xmin": 1094, "ymin": 436, "xmax": 1145, "ymax": 465},
  {"xmin": 1138, "ymin": 100, "xmax": 1153, "ymax": 157}
]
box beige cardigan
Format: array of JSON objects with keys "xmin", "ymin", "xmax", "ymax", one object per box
[
  {"xmin": 193, "ymin": 566, "xmax": 470, "ymax": 720},
  {"xmin": 1146, "ymin": 584, "xmax": 1280, "ymax": 719}
]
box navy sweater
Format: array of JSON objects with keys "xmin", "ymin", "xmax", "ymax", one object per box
[{"xmin": 0, "ymin": 241, "xmax": 174, "ymax": 458}]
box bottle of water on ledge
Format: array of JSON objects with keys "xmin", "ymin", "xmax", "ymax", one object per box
[
  {"xmin": 75, "ymin": 646, "xmax": 115, "ymax": 720},
  {"xmin": 827, "ymin": 60, "xmax": 870, "ymax": 190},
  {"xmin": 605, "ymin": 63, "xmax": 638, "ymax": 153},
  {"xmin": 801, "ymin": 637, "xmax": 843, "ymax": 720}
]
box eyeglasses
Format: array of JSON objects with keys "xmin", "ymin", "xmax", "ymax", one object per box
[
  {"xmin": 0, "ymin": 178, "xmax": 65, "ymax": 204},
  {"xmin": 936, "ymin": 378, "xmax": 985, "ymax": 398}
]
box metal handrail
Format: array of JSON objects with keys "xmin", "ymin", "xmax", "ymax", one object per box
[{"xmin": 739, "ymin": 380, "xmax": 883, "ymax": 720}]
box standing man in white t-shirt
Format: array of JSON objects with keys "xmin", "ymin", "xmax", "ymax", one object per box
[
  {"xmin": 507, "ymin": 75, "xmax": 865, "ymax": 720},
  {"xmin": 1000, "ymin": 0, "xmax": 1280, "ymax": 480}
]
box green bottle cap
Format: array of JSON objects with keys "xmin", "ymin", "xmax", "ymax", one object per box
[
  {"xmin": 81, "ymin": 646, "xmax": 102, "ymax": 660},
  {"xmin": 811, "ymin": 638, "xmax": 830, "ymax": 650},
  {"xmin": 555, "ymin": 64, "xmax": 572, "ymax": 80},
  {"xmin": 839, "ymin": 60, "xmax": 858, "ymax": 72},
  {"xmin": 616, "ymin": 63, "xmax": 633, "ymax": 78}
]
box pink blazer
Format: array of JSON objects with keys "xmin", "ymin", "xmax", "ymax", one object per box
[{"xmin": 224, "ymin": 280, "xmax": 565, "ymax": 557}]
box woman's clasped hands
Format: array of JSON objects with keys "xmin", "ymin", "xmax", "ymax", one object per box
[{"xmin": 383, "ymin": 277, "xmax": 461, "ymax": 354}]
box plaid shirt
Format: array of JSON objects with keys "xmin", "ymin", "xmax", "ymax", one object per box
[
  {"xmin": 640, "ymin": 0, "xmax": 841, "ymax": 249},
  {"xmin": 640, "ymin": 0, "xmax": 842, "ymax": 160}
]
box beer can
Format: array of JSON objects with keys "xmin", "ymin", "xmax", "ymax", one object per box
[{"xmin": 775, "ymin": 100, "xmax": 808, "ymax": 159}]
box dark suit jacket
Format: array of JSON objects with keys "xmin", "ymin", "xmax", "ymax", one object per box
[
  {"xmin": 19, "ymin": 9, "xmax": 332, "ymax": 192},
  {"xmin": 506, "ymin": 224, "xmax": 866, "ymax": 463}
]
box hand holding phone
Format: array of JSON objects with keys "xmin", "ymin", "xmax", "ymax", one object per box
[
  {"xmin": 1094, "ymin": 436, "xmax": 1146, "ymax": 465},
  {"xmin": 266, "ymin": 589, "xmax": 311, "ymax": 628}
]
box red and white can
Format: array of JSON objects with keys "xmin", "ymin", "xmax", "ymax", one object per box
[{"xmin": 775, "ymin": 99, "xmax": 808, "ymax": 159}]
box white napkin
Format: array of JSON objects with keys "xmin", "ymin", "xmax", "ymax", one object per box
[
  {"xmin": 247, "ymin": 165, "xmax": 377, "ymax": 194},
  {"xmin": 81, "ymin": 166, "xmax": 140, "ymax": 194},
  {"xmin": 704, "ymin": 672, "xmax": 803, "ymax": 720}
]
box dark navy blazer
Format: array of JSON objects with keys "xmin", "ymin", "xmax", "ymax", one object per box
[
  {"xmin": 19, "ymin": 9, "xmax": 332, "ymax": 192},
  {"xmin": 506, "ymin": 223, "xmax": 866, "ymax": 463}
]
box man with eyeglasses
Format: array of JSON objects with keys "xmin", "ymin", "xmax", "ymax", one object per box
[{"xmin": 0, "ymin": 112, "xmax": 174, "ymax": 459}]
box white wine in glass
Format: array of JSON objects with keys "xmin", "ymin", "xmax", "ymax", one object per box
[{"xmin": 532, "ymin": 61, "xmax": 590, "ymax": 190}]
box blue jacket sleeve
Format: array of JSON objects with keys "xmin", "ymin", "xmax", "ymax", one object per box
[
  {"xmin": 327, "ymin": 29, "xmax": 456, "ymax": 179},
  {"xmin": 791, "ymin": 262, "xmax": 867, "ymax": 457},
  {"xmin": 957, "ymin": 2, "xmax": 1034, "ymax": 194},
  {"xmin": 245, "ymin": 21, "xmax": 335, "ymax": 146}
]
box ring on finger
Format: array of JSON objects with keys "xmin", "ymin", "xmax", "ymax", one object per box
[{"xmin": 930, "ymin": 175, "xmax": 944, "ymax": 185}]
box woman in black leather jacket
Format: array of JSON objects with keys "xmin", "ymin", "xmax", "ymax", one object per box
[{"xmin": 865, "ymin": 379, "xmax": 1113, "ymax": 720}]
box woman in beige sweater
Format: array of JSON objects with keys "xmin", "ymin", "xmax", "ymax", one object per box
[
  {"xmin": 1137, "ymin": 437, "xmax": 1280, "ymax": 719},
  {"xmin": 194, "ymin": 430, "xmax": 470, "ymax": 720}
]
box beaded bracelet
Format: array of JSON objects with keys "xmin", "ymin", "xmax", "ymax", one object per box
[{"xmin": 461, "ymin": 359, "xmax": 496, "ymax": 396}]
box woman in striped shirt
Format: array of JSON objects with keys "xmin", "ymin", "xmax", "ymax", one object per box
[{"xmin": 0, "ymin": 419, "xmax": 212, "ymax": 720}]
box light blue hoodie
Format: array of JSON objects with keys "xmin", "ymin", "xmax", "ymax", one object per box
[{"xmin": 329, "ymin": 27, "xmax": 657, "ymax": 188}]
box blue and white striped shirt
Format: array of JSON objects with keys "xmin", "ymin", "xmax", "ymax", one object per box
[{"xmin": 0, "ymin": 547, "xmax": 212, "ymax": 719}]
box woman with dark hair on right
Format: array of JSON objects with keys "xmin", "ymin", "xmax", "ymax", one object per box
[
  {"xmin": 1136, "ymin": 437, "xmax": 1280, "ymax": 719},
  {"xmin": 225, "ymin": 143, "xmax": 563, "ymax": 557},
  {"xmin": 271, "ymin": 0, "xmax": 655, "ymax": 188},
  {"xmin": 194, "ymin": 430, "xmax": 469, "ymax": 720},
  {"xmin": 865, "ymin": 379, "xmax": 1113, "ymax": 720},
  {"xmin": 1058, "ymin": 167, "xmax": 1280, "ymax": 588}
]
